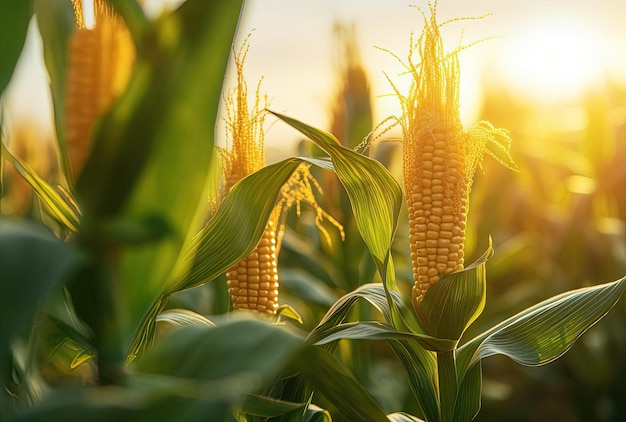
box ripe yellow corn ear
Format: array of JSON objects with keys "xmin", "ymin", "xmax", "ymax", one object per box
[
  {"xmin": 226, "ymin": 209, "xmax": 280, "ymax": 315},
  {"xmin": 407, "ymin": 121, "xmax": 468, "ymax": 306},
  {"xmin": 396, "ymin": 6, "xmax": 515, "ymax": 309},
  {"xmin": 65, "ymin": 0, "xmax": 134, "ymax": 179}
]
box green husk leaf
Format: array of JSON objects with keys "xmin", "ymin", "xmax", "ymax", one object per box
[
  {"xmin": 176, "ymin": 158, "xmax": 302, "ymax": 292},
  {"xmin": 417, "ymin": 243, "xmax": 493, "ymax": 341}
]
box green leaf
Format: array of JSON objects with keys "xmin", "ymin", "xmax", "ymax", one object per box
[
  {"xmin": 34, "ymin": 0, "xmax": 75, "ymax": 181},
  {"xmin": 304, "ymin": 404, "xmax": 332, "ymax": 422},
  {"xmin": 452, "ymin": 361, "xmax": 481, "ymax": 422},
  {"xmin": 276, "ymin": 304, "xmax": 304, "ymax": 324},
  {"xmin": 295, "ymin": 346, "xmax": 388, "ymax": 422},
  {"xmin": 8, "ymin": 381, "xmax": 234, "ymax": 422},
  {"xmin": 416, "ymin": 244, "xmax": 493, "ymax": 341},
  {"xmin": 0, "ymin": 1, "xmax": 32, "ymax": 95},
  {"xmin": 387, "ymin": 412, "xmax": 426, "ymax": 422},
  {"xmin": 177, "ymin": 158, "xmax": 303, "ymax": 292},
  {"xmin": 241, "ymin": 395, "xmax": 306, "ymax": 418},
  {"xmin": 269, "ymin": 111, "xmax": 402, "ymax": 279},
  {"xmin": 457, "ymin": 276, "xmax": 626, "ymax": 380},
  {"xmin": 388, "ymin": 340, "xmax": 438, "ymax": 422},
  {"xmin": 313, "ymin": 321, "xmax": 454, "ymax": 352},
  {"xmin": 307, "ymin": 284, "xmax": 400, "ymax": 346},
  {"xmin": 156, "ymin": 309, "xmax": 215, "ymax": 327},
  {"xmin": 0, "ymin": 219, "xmax": 81, "ymax": 390},
  {"xmin": 137, "ymin": 317, "xmax": 303, "ymax": 393},
  {"xmin": 1, "ymin": 143, "xmax": 80, "ymax": 231}
]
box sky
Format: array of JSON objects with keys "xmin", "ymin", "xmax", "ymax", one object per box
[{"xmin": 3, "ymin": 0, "xmax": 626, "ymax": 156}]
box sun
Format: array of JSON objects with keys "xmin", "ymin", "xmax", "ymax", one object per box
[{"xmin": 496, "ymin": 18, "xmax": 604, "ymax": 103}]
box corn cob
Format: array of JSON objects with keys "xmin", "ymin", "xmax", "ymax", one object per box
[
  {"xmin": 398, "ymin": 6, "xmax": 515, "ymax": 308},
  {"xmin": 226, "ymin": 209, "xmax": 280, "ymax": 315},
  {"xmin": 65, "ymin": 0, "xmax": 134, "ymax": 179}
]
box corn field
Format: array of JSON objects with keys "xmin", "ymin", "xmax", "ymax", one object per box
[{"xmin": 1, "ymin": 1, "xmax": 626, "ymax": 421}]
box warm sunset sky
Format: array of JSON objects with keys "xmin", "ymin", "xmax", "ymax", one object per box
[{"xmin": 4, "ymin": 0, "xmax": 626, "ymax": 155}]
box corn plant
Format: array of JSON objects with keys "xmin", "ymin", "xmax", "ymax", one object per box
[{"xmin": 1, "ymin": 1, "xmax": 626, "ymax": 422}]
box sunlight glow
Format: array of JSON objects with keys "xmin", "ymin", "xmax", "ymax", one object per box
[{"xmin": 497, "ymin": 19, "xmax": 604, "ymax": 103}]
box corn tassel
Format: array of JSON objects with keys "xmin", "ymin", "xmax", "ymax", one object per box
[{"xmin": 65, "ymin": 0, "xmax": 134, "ymax": 180}]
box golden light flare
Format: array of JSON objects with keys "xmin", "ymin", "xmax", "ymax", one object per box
[{"xmin": 495, "ymin": 18, "xmax": 605, "ymax": 103}]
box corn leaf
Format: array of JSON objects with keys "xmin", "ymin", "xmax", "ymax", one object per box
[
  {"xmin": 0, "ymin": 2, "xmax": 31, "ymax": 95},
  {"xmin": 241, "ymin": 395, "xmax": 306, "ymax": 418},
  {"xmin": 269, "ymin": 111, "xmax": 402, "ymax": 279},
  {"xmin": 387, "ymin": 340, "xmax": 438, "ymax": 422},
  {"xmin": 156, "ymin": 309, "xmax": 215, "ymax": 327},
  {"xmin": 1, "ymin": 143, "xmax": 80, "ymax": 231},
  {"xmin": 313, "ymin": 321, "xmax": 454, "ymax": 352},
  {"xmin": 34, "ymin": 0, "xmax": 75, "ymax": 181},
  {"xmin": 456, "ymin": 276, "xmax": 626, "ymax": 381},
  {"xmin": 0, "ymin": 219, "xmax": 81, "ymax": 393},
  {"xmin": 137, "ymin": 317, "xmax": 303, "ymax": 390},
  {"xmin": 307, "ymin": 283, "xmax": 399, "ymax": 346},
  {"xmin": 8, "ymin": 381, "xmax": 235, "ymax": 422},
  {"xmin": 452, "ymin": 360, "xmax": 482, "ymax": 422},
  {"xmin": 416, "ymin": 243, "xmax": 493, "ymax": 341},
  {"xmin": 387, "ymin": 413, "xmax": 426, "ymax": 422},
  {"xmin": 73, "ymin": 0, "xmax": 242, "ymax": 353},
  {"xmin": 304, "ymin": 405, "xmax": 332, "ymax": 422},
  {"xmin": 295, "ymin": 346, "xmax": 388, "ymax": 422}
]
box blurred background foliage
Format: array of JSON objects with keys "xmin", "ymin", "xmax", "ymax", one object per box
[{"xmin": 2, "ymin": 2, "xmax": 626, "ymax": 421}]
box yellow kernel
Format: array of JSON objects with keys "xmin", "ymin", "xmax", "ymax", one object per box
[{"xmin": 440, "ymin": 231, "xmax": 453, "ymax": 239}]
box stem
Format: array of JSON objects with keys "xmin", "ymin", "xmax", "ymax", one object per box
[{"xmin": 437, "ymin": 350, "xmax": 457, "ymax": 422}]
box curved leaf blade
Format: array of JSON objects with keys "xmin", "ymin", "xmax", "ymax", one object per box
[
  {"xmin": 417, "ymin": 244, "xmax": 492, "ymax": 341},
  {"xmin": 137, "ymin": 317, "xmax": 303, "ymax": 390},
  {"xmin": 241, "ymin": 395, "xmax": 305, "ymax": 418},
  {"xmin": 457, "ymin": 276, "xmax": 626, "ymax": 378},
  {"xmin": 1, "ymin": 143, "xmax": 80, "ymax": 231},
  {"xmin": 388, "ymin": 340, "xmax": 438, "ymax": 422},
  {"xmin": 177, "ymin": 158, "xmax": 303, "ymax": 292},
  {"xmin": 387, "ymin": 412, "xmax": 426, "ymax": 422},
  {"xmin": 269, "ymin": 111, "xmax": 402, "ymax": 277},
  {"xmin": 313, "ymin": 321, "xmax": 454, "ymax": 352}
]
